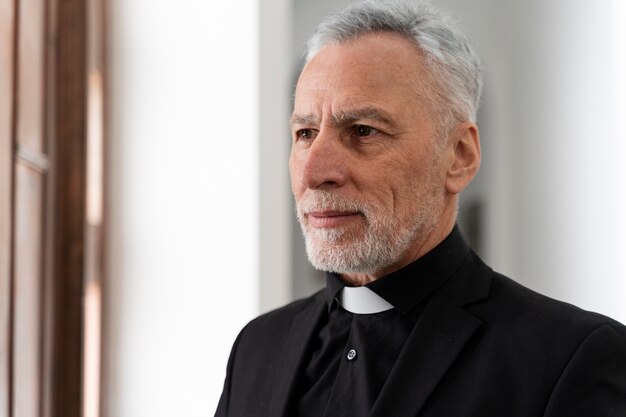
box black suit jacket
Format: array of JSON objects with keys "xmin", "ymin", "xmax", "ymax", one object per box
[{"xmin": 215, "ymin": 250, "xmax": 626, "ymax": 416}]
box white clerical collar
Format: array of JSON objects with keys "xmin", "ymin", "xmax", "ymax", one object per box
[{"xmin": 338, "ymin": 286, "xmax": 394, "ymax": 314}]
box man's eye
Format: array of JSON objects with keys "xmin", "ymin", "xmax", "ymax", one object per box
[
  {"xmin": 296, "ymin": 129, "xmax": 317, "ymax": 140},
  {"xmin": 355, "ymin": 125, "xmax": 374, "ymax": 137}
]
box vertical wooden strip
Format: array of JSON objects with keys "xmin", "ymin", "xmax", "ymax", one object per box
[
  {"xmin": 40, "ymin": 0, "xmax": 58, "ymax": 417},
  {"xmin": 12, "ymin": 164, "xmax": 44, "ymax": 417},
  {"xmin": 84, "ymin": 0, "xmax": 105, "ymax": 415},
  {"xmin": 41, "ymin": 0, "xmax": 58, "ymax": 415},
  {"xmin": 16, "ymin": 0, "xmax": 45, "ymax": 151},
  {"xmin": 13, "ymin": 0, "xmax": 48, "ymax": 415},
  {"xmin": 53, "ymin": 0, "xmax": 87, "ymax": 415},
  {"xmin": 0, "ymin": 0, "xmax": 16, "ymax": 415}
]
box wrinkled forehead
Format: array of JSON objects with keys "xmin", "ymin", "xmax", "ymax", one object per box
[
  {"xmin": 294, "ymin": 32, "xmax": 433, "ymax": 112},
  {"xmin": 294, "ymin": 33, "xmax": 433, "ymax": 118}
]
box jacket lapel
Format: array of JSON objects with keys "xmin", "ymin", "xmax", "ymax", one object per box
[
  {"xmin": 268, "ymin": 294, "xmax": 327, "ymax": 417},
  {"xmin": 369, "ymin": 292, "xmax": 482, "ymax": 417}
]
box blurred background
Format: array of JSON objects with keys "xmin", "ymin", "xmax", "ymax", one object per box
[{"xmin": 1, "ymin": 0, "xmax": 625, "ymax": 416}]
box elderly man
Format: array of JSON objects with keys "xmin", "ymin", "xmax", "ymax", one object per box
[{"xmin": 215, "ymin": 1, "xmax": 626, "ymax": 416}]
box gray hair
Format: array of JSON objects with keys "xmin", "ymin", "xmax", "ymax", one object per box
[{"xmin": 305, "ymin": 0, "xmax": 482, "ymax": 131}]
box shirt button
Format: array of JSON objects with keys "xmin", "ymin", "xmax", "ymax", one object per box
[{"xmin": 346, "ymin": 349, "xmax": 357, "ymax": 361}]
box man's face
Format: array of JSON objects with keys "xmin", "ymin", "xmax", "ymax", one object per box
[{"xmin": 289, "ymin": 32, "xmax": 452, "ymax": 283}]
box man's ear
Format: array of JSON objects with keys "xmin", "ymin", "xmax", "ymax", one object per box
[{"xmin": 445, "ymin": 121, "xmax": 481, "ymax": 195}]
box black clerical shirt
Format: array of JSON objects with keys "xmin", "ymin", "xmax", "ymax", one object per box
[{"xmin": 295, "ymin": 227, "xmax": 470, "ymax": 417}]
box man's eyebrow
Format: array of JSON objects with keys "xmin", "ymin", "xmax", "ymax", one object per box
[
  {"xmin": 332, "ymin": 107, "xmax": 395, "ymax": 126},
  {"xmin": 290, "ymin": 107, "xmax": 395, "ymax": 128},
  {"xmin": 290, "ymin": 114, "xmax": 318, "ymax": 128}
]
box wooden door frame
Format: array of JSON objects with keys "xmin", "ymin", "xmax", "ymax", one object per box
[{"xmin": 0, "ymin": 0, "xmax": 105, "ymax": 415}]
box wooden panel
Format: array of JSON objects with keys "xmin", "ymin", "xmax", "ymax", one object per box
[
  {"xmin": 0, "ymin": 0, "xmax": 16, "ymax": 415},
  {"xmin": 42, "ymin": 1, "xmax": 57, "ymax": 416},
  {"xmin": 5, "ymin": 0, "xmax": 95, "ymax": 416},
  {"xmin": 12, "ymin": 163, "xmax": 45, "ymax": 417},
  {"xmin": 16, "ymin": 0, "xmax": 46, "ymax": 151},
  {"xmin": 52, "ymin": 0, "xmax": 87, "ymax": 415}
]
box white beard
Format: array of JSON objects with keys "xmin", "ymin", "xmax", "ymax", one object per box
[{"xmin": 296, "ymin": 181, "xmax": 440, "ymax": 275}]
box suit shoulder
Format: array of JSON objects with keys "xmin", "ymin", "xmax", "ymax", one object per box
[
  {"xmin": 462, "ymin": 271, "xmax": 626, "ymax": 396},
  {"xmin": 481, "ymin": 272, "xmax": 625, "ymax": 336}
]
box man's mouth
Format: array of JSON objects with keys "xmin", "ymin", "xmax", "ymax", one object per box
[{"xmin": 306, "ymin": 211, "xmax": 361, "ymax": 228}]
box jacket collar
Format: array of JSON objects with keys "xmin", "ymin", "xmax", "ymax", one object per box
[
  {"xmin": 325, "ymin": 225, "xmax": 472, "ymax": 314},
  {"xmin": 370, "ymin": 253, "xmax": 492, "ymax": 417}
]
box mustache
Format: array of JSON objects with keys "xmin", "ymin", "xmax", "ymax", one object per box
[{"xmin": 296, "ymin": 192, "xmax": 368, "ymax": 215}]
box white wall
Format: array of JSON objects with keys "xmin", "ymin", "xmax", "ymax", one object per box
[{"xmin": 104, "ymin": 1, "xmax": 260, "ymax": 415}]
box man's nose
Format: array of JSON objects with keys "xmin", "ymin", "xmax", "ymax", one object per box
[{"xmin": 300, "ymin": 132, "xmax": 349, "ymax": 190}]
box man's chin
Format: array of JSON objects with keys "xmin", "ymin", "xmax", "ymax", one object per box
[
  {"xmin": 304, "ymin": 228, "xmax": 361, "ymax": 247},
  {"xmin": 304, "ymin": 237, "xmax": 381, "ymax": 274}
]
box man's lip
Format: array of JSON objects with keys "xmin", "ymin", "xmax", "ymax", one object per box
[
  {"xmin": 307, "ymin": 211, "xmax": 358, "ymax": 217},
  {"xmin": 306, "ymin": 211, "xmax": 361, "ymax": 228}
]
